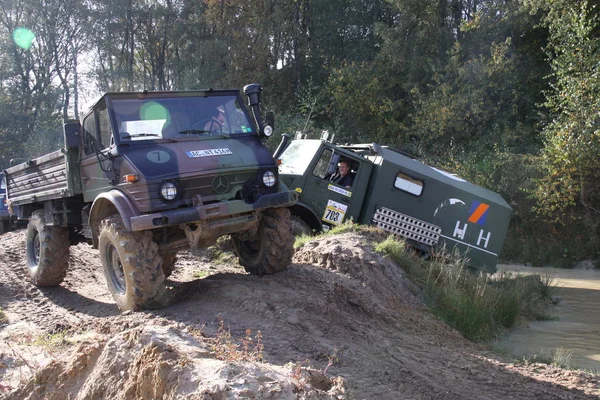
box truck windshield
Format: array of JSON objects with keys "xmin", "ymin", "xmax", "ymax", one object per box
[
  {"xmin": 278, "ymin": 140, "xmax": 322, "ymax": 175},
  {"xmin": 112, "ymin": 95, "xmax": 255, "ymax": 142}
]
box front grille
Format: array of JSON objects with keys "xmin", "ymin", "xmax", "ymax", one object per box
[
  {"xmin": 178, "ymin": 171, "xmax": 257, "ymax": 201},
  {"xmin": 373, "ymin": 207, "xmax": 441, "ymax": 247}
]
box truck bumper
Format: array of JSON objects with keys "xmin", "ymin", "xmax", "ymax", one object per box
[{"xmin": 129, "ymin": 190, "xmax": 298, "ymax": 232}]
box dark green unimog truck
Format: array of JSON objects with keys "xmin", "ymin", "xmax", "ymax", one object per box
[
  {"xmin": 275, "ymin": 135, "xmax": 512, "ymax": 273},
  {"xmin": 4, "ymin": 84, "xmax": 297, "ymax": 311}
]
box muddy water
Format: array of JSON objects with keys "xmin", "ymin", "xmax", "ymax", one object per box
[{"xmin": 496, "ymin": 264, "xmax": 600, "ymax": 371}]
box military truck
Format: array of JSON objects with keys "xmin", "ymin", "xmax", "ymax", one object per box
[
  {"xmin": 4, "ymin": 84, "xmax": 298, "ymax": 311},
  {"xmin": 274, "ymin": 134, "xmax": 512, "ymax": 273}
]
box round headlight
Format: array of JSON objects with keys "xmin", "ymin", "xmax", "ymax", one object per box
[
  {"xmin": 159, "ymin": 181, "xmax": 178, "ymax": 201},
  {"xmin": 263, "ymin": 125, "xmax": 273, "ymax": 137},
  {"xmin": 262, "ymin": 170, "xmax": 276, "ymax": 187}
]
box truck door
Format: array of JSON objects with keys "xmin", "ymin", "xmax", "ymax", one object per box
[
  {"xmin": 80, "ymin": 100, "xmax": 116, "ymax": 202},
  {"xmin": 301, "ymin": 147, "xmax": 371, "ymax": 230}
]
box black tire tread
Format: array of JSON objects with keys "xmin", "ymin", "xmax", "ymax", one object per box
[
  {"xmin": 99, "ymin": 215, "xmax": 165, "ymax": 311},
  {"xmin": 160, "ymin": 251, "xmax": 177, "ymax": 278},
  {"xmin": 233, "ymin": 207, "xmax": 294, "ymax": 275},
  {"xmin": 27, "ymin": 210, "xmax": 70, "ymax": 286}
]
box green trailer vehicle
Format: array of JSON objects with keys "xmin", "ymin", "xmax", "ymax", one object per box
[
  {"xmin": 275, "ymin": 134, "xmax": 512, "ymax": 273},
  {"xmin": 4, "ymin": 84, "xmax": 297, "ymax": 311}
]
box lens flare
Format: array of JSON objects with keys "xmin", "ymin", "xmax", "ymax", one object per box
[
  {"xmin": 140, "ymin": 101, "xmax": 169, "ymax": 121},
  {"xmin": 12, "ymin": 28, "xmax": 35, "ymax": 50}
]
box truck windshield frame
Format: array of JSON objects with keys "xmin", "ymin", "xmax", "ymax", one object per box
[
  {"xmin": 278, "ymin": 140, "xmax": 322, "ymax": 176},
  {"xmin": 109, "ymin": 94, "xmax": 256, "ymax": 144}
]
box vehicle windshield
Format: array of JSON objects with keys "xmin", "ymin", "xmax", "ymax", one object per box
[
  {"xmin": 278, "ymin": 140, "xmax": 322, "ymax": 175},
  {"xmin": 111, "ymin": 95, "xmax": 255, "ymax": 142}
]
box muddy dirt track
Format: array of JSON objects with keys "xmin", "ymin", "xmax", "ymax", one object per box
[{"xmin": 1, "ymin": 229, "xmax": 599, "ymax": 399}]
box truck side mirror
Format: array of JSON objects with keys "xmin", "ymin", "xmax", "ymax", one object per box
[{"xmin": 63, "ymin": 120, "xmax": 82, "ymax": 150}]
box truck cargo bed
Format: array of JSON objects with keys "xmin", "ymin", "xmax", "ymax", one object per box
[{"xmin": 4, "ymin": 149, "xmax": 77, "ymax": 205}]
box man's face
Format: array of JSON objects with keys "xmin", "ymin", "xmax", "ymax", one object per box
[{"xmin": 339, "ymin": 162, "xmax": 350, "ymax": 176}]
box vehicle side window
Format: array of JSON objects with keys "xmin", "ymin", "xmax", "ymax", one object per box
[
  {"xmin": 312, "ymin": 149, "xmax": 333, "ymax": 179},
  {"xmin": 82, "ymin": 114, "xmax": 96, "ymax": 155},
  {"xmin": 97, "ymin": 101, "xmax": 113, "ymax": 149},
  {"xmin": 394, "ymin": 172, "xmax": 423, "ymax": 196}
]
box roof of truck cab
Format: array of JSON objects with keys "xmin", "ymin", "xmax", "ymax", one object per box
[{"xmin": 85, "ymin": 89, "xmax": 242, "ymax": 114}]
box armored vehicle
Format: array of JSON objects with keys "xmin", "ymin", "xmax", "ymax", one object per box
[
  {"xmin": 275, "ymin": 134, "xmax": 512, "ymax": 273},
  {"xmin": 4, "ymin": 84, "xmax": 297, "ymax": 310}
]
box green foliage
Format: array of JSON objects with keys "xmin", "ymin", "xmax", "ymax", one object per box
[{"xmin": 535, "ymin": 0, "xmax": 600, "ymax": 230}]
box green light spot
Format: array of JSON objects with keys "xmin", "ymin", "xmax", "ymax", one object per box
[
  {"xmin": 140, "ymin": 102, "xmax": 169, "ymax": 120},
  {"xmin": 13, "ymin": 28, "xmax": 35, "ymax": 50}
]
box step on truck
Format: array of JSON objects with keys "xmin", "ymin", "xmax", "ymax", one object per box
[
  {"xmin": 275, "ymin": 133, "xmax": 512, "ymax": 273},
  {"xmin": 4, "ymin": 84, "xmax": 298, "ymax": 311}
]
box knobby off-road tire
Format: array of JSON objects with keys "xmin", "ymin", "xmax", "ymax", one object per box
[
  {"xmin": 290, "ymin": 214, "xmax": 312, "ymax": 237},
  {"xmin": 99, "ymin": 214, "xmax": 166, "ymax": 311},
  {"xmin": 232, "ymin": 207, "xmax": 294, "ymax": 275},
  {"xmin": 26, "ymin": 210, "xmax": 70, "ymax": 286},
  {"xmin": 160, "ymin": 251, "xmax": 177, "ymax": 279}
]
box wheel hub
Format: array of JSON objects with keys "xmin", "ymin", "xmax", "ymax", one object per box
[{"xmin": 107, "ymin": 244, "xmax": 126, "ymax": 294}]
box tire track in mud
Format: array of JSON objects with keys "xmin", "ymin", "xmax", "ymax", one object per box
[{"xmin": 0, "ymin": 231, "xmax": 122, "ymax": 333}]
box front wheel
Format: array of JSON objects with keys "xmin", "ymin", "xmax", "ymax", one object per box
[
  {"xmin": 231, "ymin": 207, "xmax": 294, "ymax": 275},
  {"xmin": 99, "ymin": 215, "xmax": 166, "ymax": 311},
  {"xmin": 26, "ymin": 210, "xmax": 70, "ymax": 286}
]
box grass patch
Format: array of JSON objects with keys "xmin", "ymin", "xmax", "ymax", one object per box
[
  {"xmin": 193, "ymin": 270, "xmax": 209, "ymax": 278},
  {"xmin": 0, "ymin": 307, "xmax": 7, "ymax": 323},
  {"xmin": 374, "ymin": 234, "xmax": 557, "ymax": 342},
  {"xmin": 523, "ymin": 348, "xmax": 573, "ymax": 369},
  {"xmin": 195, "ymin": 235, "xmax": 237, "ymax": 265}
]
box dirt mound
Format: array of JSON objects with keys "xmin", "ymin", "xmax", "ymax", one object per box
[
  {"xmin": 1, "ymin": 229, "xmax": 600, "ymax": 399},
  {"xmin": 4, "ymin": 324, "xmax": 345, "ymax": 400}
]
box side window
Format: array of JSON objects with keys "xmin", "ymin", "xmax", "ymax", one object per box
[
  {"xmin": 97, "ymin": 101, "xmax": 113, "ymax": 149},
  {"xmin": 312, "ymin": 149, "xmax": 334, "ymax": 179},
  {"xmin": 82, "ymin": 114, "xmax": 96, "ymax": 155},
  {"xmin": 394, "ymin": 172, "xmax": 423, "ymax": 196}
]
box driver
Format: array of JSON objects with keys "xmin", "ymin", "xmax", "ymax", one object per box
[{"xmin": 204, "ymin": 109, "xmax": 225, "ymax": 132}]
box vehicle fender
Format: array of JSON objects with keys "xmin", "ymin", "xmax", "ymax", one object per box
[
  {"xmin": 290, "ymin": 202, "xmax": 322, "ymax": 232},
  {"xmin": 89, "ymin": 190, "xmax": 140, "ymax": 247}
]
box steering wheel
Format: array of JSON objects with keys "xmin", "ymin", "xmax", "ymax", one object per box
[{"xmin": 191, "ymin": 118, "xmax": 222, "ymax": 134}]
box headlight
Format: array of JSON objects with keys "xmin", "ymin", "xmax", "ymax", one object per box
[
  {"xmin": 263, "ymin": 125, "xmax": 273, "ymax": 137},
  {"xmin": 262, "ymin": 170, "xmax": 276, "ymax": 187},
  {"xmin": 159, "ymin": 181, "xmax": 178, "ymax": 201}
]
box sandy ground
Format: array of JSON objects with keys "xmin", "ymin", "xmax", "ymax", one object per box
[{"xmin": 0, "ymin": 229, "xmax": 599, "ymax": 399}]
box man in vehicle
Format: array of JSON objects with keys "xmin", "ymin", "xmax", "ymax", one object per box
[
  {"xmin": 204, "ymin": 108, "xmax": 226, "ymax": 132},
  {"xmin": 331, "ymin": 160, "xmax": 355, "ymax": 188}
]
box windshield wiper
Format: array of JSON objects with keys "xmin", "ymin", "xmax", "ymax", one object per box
[
  {"xmin": 121, "ymin": 133, "xmax": 160, "ymax": 138},
  {"xmin": 178, "ymin": 129, "xmax": 211, "ymax": 135}
]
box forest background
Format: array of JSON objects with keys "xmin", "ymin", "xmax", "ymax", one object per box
[{"xmin": 0, "ymin": 0, "xmax": 598, "ymax": 266}]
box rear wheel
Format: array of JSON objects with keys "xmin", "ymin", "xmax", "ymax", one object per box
[
  {"xmin": 160, "ymin": 251, "xmax": 177, "ymax": 279},
  {"xmin": 26, "ymin": 210, "xmax": 70, "ymax": 286},
  {"xmin": 232, "ymin": 207, "xmax": 294, "ymax": 275},
  {"xmin": 99, "ymin": 215, "xmax": 166, "ymax": 311}
]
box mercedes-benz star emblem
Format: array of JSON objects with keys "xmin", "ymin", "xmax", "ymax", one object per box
[{"xmin": 212, "ymin": 175, "xmax": 230, "ymax": 194}]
